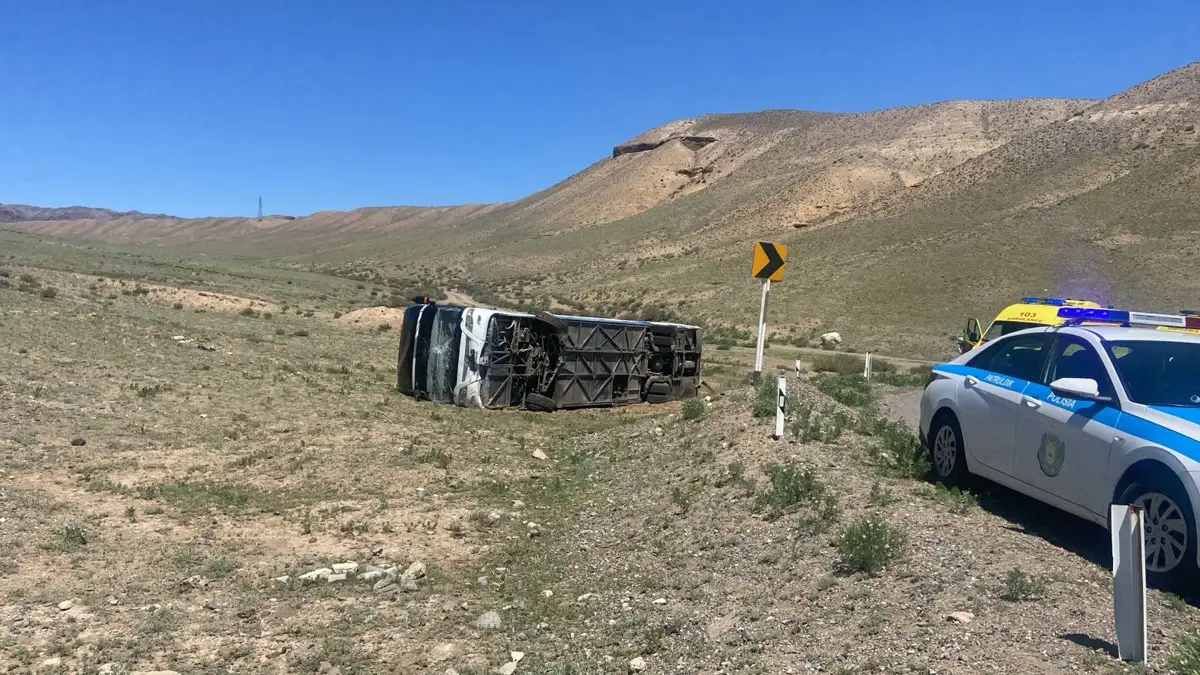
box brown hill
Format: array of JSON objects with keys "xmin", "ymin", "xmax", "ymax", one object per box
[{"xmin": 6, "ymin": 62, "xmax": 1199, "ymax": 358}]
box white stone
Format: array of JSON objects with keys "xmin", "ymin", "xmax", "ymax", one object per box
[
  {"xmin": 532, "ymin": 449, "xmax": 548, "ymax": 460},
  {"xmin": 629, "ymin": 656, "xmax": 647, "ymax": 672},
  {"xmin": 653, "ymin": 597, "xmax": 667, "ymax": 605},
  {"xmin": 298, "ymin": 568, "xmax": 332, "ymax": 582},
  {"xmin": 332, "ymin": 562, "xmax": 359, "ymax": 573},
  {"xmin": 404, "ymin": 560, "xmax": 427, "ymax": 579}
]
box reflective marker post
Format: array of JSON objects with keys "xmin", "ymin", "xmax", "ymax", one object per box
[
  {"xmin": 754, "ymin": 278, "xmax": 771, "ymax": 375},
  {"xmin": 1111, "ymin": 504, "xmax": 1147, "ymax": 663},
  {"xmin": 773, "ymin": 375, "xmax": 786, "ymax": 440},
  {"xmin": 794, "ymin": 359, "xmax": 802, "ymax": 378},
  {"xmin": 863, "ymin": 352, "xmax": 873, "ymax": 381}
]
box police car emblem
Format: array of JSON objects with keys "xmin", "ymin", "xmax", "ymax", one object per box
[{"xmin": 1038, "ymin": 433, "xmax": 1066, "ymax": 477}]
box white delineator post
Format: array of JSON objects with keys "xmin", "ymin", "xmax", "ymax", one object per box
[
  {"xmin": 773, "ymin": 376, "xmax": 786, "ymax": 440},
  {"xmin": 1111, "ymin": 504, "xmax": 1148, "ymax": 663},
  {"xmin": 754, "ymin": 279, "xmax": 771, "ymax": 375},
  {"xmin": 794, "ymin": 359, "xmax": 802, "ymax": 377},
  {"xmin": 863, "ymin": 352, "xmax": 873, "ymax": 381}
]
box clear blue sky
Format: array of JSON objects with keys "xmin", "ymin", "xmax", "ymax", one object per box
[{"xmin": 1, "ymin": 0, "xmax": 1196, "ymax": 218}]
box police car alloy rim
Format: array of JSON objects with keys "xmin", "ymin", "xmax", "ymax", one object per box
[
  {"xmin": 932, "ymin": 426, "xmax": 957, "ymax": 477},
  {"xmin": 1135, "ymin": 491, "xmax": 1188, "ymax": 573}
]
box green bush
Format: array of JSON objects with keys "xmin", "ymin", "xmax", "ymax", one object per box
[
  {"xmin": 1170, "ymin": 629, "xmax": 1200, "ymax": 674},
  {"xmin": 40, "ymin": 286, "xmax": 58, "ymax": 299},
  {"xmin": 681, "ymin": 398, "xmax": 706, "ymax": 421},
  {"xmin": 812, "ymin": 373, "xmax": 876, "ymax": 408},
  {"xmin": 790, "ymin": 406, "xmax": 851, "ymax": 443},
  {"xmin": 836, "ymin": 515, "xmax": 907, "ymax": 576},
  {"xmin": 1000, "ymin": 567, "xmax": 1046, "ymax": 601},
  {"xmin": 861, "ymin": 416, "xmax": 929, "ymax": 479},
  {"xmin": 759, "ymin": 461, "xmax": 827, "ymax": 512},
  {"xmin": 752, "ymin": 377, "xmax": 777, "ymax": 418},
  {"xmin": 811, "ymin": 353, "xmax": 863, "ymax": 375}
]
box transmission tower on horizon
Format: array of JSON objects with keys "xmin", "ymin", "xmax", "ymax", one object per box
[{"xmin": 258, "ymin": 196, "xmax": 263, "ymax": 221}]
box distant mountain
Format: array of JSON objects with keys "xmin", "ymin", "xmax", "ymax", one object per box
[
  {"xmin": 6, "ymin": 62, "xmax": 1199, "ymax": 358},
  {"xmin": 0, "ymin": 203, "xmax": 176, "ymax": 223}
]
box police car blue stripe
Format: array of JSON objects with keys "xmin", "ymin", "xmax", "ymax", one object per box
[{"xmin": 932, "ymin": 363, "xmax": 1200, "ymax": 463}]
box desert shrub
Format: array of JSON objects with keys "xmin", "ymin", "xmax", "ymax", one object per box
[
  {"xmin": 1000, "ymin": 567, "xmax": 1046, "ymax": 601},
  {"xmin": 836, "ymin": 515, "xmax": 907, "ymax": 576},
  {"xmin": 40, "ymin": 286, "xmax": 58, "ymax": 299},
  {"xmin": 759, "ymin": 461, "xmax": 827, "ymax": 511},
  {"xmin": 861, "ymin": 416, "xmax": 929, "ymax": 479},
  {"xmin": 681, "ymin": 398, "xmax": 706, "ymax": 421},
  {"xmin": 752, "ymin": 377, "xmax": 777, "ymax": 418},
  {"xmin": 811, "ymin": 353, "xmax": 863, "ymax": 375},
  {"xmin": 812, "ymin": 373, "xmax": 875, "ymax": 408},
  {"xmin": 1170, "ymin": 629, "xmax": 1200, "ymax": 674}
]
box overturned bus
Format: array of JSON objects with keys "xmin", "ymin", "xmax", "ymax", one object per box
[{"xmin": 396, "ymin": 298, "xmax": 702, "ymax": 411}]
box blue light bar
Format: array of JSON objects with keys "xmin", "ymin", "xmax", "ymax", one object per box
[
  {"xmin": 1044, "ymin": 297, "xmax": 1066, "ymax": 306},
  {"xmin": 1021, "ymin": 296, "xmax": 1039, "ymax": 304},
  {"xmin": 1057, "ymin": 306, "xmax": 1192, "ymax": 328},
  {"xmin": 1057, "ymin": 307, "xmax": 1129, "ymax": 322}
]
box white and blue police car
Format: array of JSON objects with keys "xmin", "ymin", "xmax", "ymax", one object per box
[{"xmin": 919, "ymin": 306, "xmax": 1200, "ymax": 587}]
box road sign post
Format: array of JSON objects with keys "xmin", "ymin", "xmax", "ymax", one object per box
[
  {"xmin": 751, "ymin": 242, "xmax": 787, "ymax": 375},
  {"xmin": 754, "ymin": 279, "xmax": 770, "ymax": 373},
  {"xmin": 1111, "ymin": 504, "xmax": 1148, "ymax": 663}
]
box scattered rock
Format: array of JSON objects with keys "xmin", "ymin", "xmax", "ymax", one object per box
[
  {"xmin": 273, "ymin": 576, "xmax": 291, "ymax": 585},
  {"xmin": 70, "ymin": 437, "xmax": 86, "ymax": 447},
  {"xmin": 511, "ymin": 651, "xmax": 525, "ymax": 663},
  {"xmin": 97, "ymin": 664, "xmax": 121, "ymax": 675},
  {"xmin": 40, "ymin": 658, "xmax": 63, "ymax": 669},
  {"xmin": 57, "ymin": 600, "xmax": 74, "ymax": 611},
  {"xmin": 542, "ymin": 590, "xmax": 554, "ymax": 598},
  {"xmin": 404, "ymin": 560, "xmax": 427, "ymax": 579},
  {"xmin": 202, "ymin": 599, "xmax": 216, "ymax": 610},
  {"xmin": 478, "ymin": 576, "xmax": 489, "ymax": 586},
  {"xmin": 820, "ymin": 331, "xmax": 843, "ymax": 347},
  {"xmin": 327, "ymin": 573, "xmax": 347, "ymax": 583},
  {"xmin": 487, "ymin": 510, "xmax": 502, "ymax": 523},
  {"xmin": 947, "ymin": 611, "xmax": 975, "ymax": 624},
  {"xmin": 511, "ymin": 500, "xmax": 525, "ymax": 510},
  {"xmin": 532, "ymin": 449, "xmax": 548, "ymax": 461},
  {"xmin": 429, "ymin": 643, "xmax": 457, "ymax": 663},
  {"xmin": 372, "ymin": 545, "xmax": 385, "ymax": 556},
  {"xmin": 105, "ymin": 595, "xmax": 119, "ymax": 606},
  {"xmin": 399, "ymin": 576, "xmax": 420, "ymax": 592},
  {"xmin": 331, "ymin": 562, "xmax": 359, "ymax": 574},
  {"xmin": 374, "ymin": 582, "xmax": 398, "ymax": 595},
  {"xmin": 653, "ymin": 426, "xmax": 664, "ymax": 437},
  {"xmin": 577, "ymin": 593, "xmax": 595, "ymax": 602},
  {"xmin": 629, "ymin": 656, "xmax": 647, "ymax": 672},
  {"xmin": 653, "ymin": 597, "xmax": 667, "ymax": 605},
  {"xmin": 360, "ymin": 569, "xmax": 385, "ymax": 583},
  {"xmin": 299, "ymin": 568, "xmax": 333, "ymax": 582},
  {"xmin": 476, "ymin": 610, "xmax": 502, "ymax": 629},
  {"xmin": 497, "ymin": 663, "xmax": 517, "ymax": 675}
]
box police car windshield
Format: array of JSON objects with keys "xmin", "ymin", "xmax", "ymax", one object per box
[
  {"xmin": 984, "ymin": 320, "xmax": 1043, "ymax": 341},
  {"xmin": 1106, "ymin": 340, "xmax": 1200, "ymax": 407}
]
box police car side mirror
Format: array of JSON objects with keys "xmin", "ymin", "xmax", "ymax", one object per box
[{"xmin": 1049, "ymin": 377, "xmax": 1100, "ymax": 400}]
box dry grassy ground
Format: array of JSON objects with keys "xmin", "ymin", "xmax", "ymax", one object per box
[{"xmin": 3, "ymin": 246, "xmax": 1200, "ymax": 675}]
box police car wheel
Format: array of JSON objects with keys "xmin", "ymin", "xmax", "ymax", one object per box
[
  {"xmin": 1117, "ymin": 478, "xmax": 1198, "ymax": 589},
  {"xmin": 929, "ymin": 415, "xmax": 966, "ymax": 486}
]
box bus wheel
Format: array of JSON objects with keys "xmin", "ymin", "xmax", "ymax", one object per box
[{"xmin": 524, "ymin": 393, "xmax": 558, "ymax": 413}]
